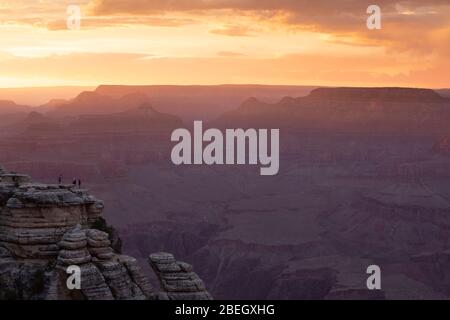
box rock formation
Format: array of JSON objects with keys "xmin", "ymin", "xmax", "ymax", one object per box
[
  {"xmin": 0, "ymin": 167, "xmax": 212, "ymax": 300},
  {"xmin": 149, "ymin": 252, "xmax": 212, "ymax": 300}
]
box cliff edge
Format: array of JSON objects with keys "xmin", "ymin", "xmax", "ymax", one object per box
[{"xmin": 0, "ymin": 164, "xmax": 212, "ymax": 300}]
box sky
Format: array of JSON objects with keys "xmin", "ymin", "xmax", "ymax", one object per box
[{"xmin": 0, "ymin": 0, "xmax": 449, "ymax": 88}]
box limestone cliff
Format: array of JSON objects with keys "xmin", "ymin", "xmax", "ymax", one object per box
[{"xmin": 0, "ymin": 165, "xmax": 212, "ymax": 300}]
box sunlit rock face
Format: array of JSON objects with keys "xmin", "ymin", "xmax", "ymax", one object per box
[{"xmin": 0, "ymin": 168, "xmax": 211, "ymax": 300}]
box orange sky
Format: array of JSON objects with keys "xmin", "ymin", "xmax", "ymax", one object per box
[{"xmin": 0, "ymin": 0, "xmax": 449, "ymax": 88}]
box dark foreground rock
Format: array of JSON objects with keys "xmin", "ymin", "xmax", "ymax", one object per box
[{"xmin": 0, "ymin": 166, "xmax": 212, "ymax": 300}]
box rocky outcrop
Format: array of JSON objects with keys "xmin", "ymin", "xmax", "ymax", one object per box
[
  {"xmin": 0, "ymin": 168, "xmax": 211, "ymax": 300},
  {"xmin": 58, "ymin": 226, "xmax": 92, "ymax": 265},
  {"xmin": 54, "ymin": 226, "xmax": 114, "ymax": 300},
  {"xmin": 150, "ymin": 252, "xmax": 212, "ymax": 300},
  {"xmin": 0, "ymin": 176, "xmax": 103, "ymax": 260}
]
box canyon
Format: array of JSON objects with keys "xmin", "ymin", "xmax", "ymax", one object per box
[{"xmin": 1, "ymin": 86, "xmax": 450, "ymax": 299}]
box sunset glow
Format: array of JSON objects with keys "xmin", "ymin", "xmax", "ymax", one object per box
[{"xmin": 0, "ymin": 0, "xmax": 449, "ymax": 88}]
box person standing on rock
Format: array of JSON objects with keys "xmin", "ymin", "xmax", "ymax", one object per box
[
  {"xmin": 72, "ymin": 178, "xmax": 77, "ymax": 186},
  {"xmin": 78, "ymin": 179, "xmax": 82, "ymax": 189},
  {"xmin": 58, "ymin": 175, "xmax": 63, "ymax": 185}
]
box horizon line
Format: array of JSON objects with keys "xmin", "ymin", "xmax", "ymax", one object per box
[{"xmin": 0, "ymin": 84, "xmax": 448, "ymax": 90}]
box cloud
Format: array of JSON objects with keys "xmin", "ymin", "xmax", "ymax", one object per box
[
  {"xmin": 3, "ymin": 0, "xmax": 450, "ymax": 56},
  {"xmin": 209, "ymin": 25, "xmax": 253, "ymax": 37},
  {"xmin": 45, "ymin": 16, "xmax": 197, "ymax": 30},
  {"xmin": 87, "ymin": 0, "xmax": 450, "ymax": 18},
  {"xmin": 0, "ymin": 0, "xmax": 196, "ymax": 30},
  {"xmin": 86, "ymin": 0, "xmax": 450, "ymax": 54},
  {"xmin": 0, "ymin": 0, "xmax": 449, "ymax": 88}
]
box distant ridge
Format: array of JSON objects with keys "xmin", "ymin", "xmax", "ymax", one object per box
[
  {"xmin": 94, "ymin": 84, "xmax": 317, "ymax": 121},
  {"xmin": 67, "ymin": 102, "xmax": 183, "ymax": 134},
  {"xmin": 437, "ymin": 89, "xmax": 450, "ymax": 98},
  {"xmin": 308, "ymin": 87, "xmax": 447, "ymax": 103},
  {"xmin": 0, "ymin": 86, "xmax": 94, "ymax": 106},
  {"xmin": 215, "ymin": 87, "xmax": 450, "ymax": 133},
  {"xmin": 3, "ymin": 111, "xmax": 61, "ymax": 136},
  {"xmin": 95, "ymin": 84, "xmax": 316, "ymax": 97},
  {"xmin": 47, "ymin": 91, "xmax": 150, "ymax": 116},
  {"xmin": 0, "ymin": 100, "xmax": 30, "ymax": 114}
]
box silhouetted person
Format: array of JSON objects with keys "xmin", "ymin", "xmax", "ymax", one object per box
[
  {"xmin": 72, "ymin": 178, "xmax": 77, "ymax": 186},
  {"xmin": 78, "ymin": 179, "xmax": 82, "ymax": 189},
  {"xmin": 58, "ymin": 175, "xmax": 63, "ymax": 185}
]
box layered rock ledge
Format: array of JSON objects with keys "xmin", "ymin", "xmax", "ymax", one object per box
[
  {"xmin": 150, "ymin": 252, "xmax": 212, "ymax": 300},
  {"xmin": 0, "ymin": 166, "xmax": 212, "ymax": 300}
]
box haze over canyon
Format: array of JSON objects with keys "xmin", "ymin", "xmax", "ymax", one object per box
[{"xmin": 2, "ymin": 84, "xmax": 450, "ymax": 299}]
